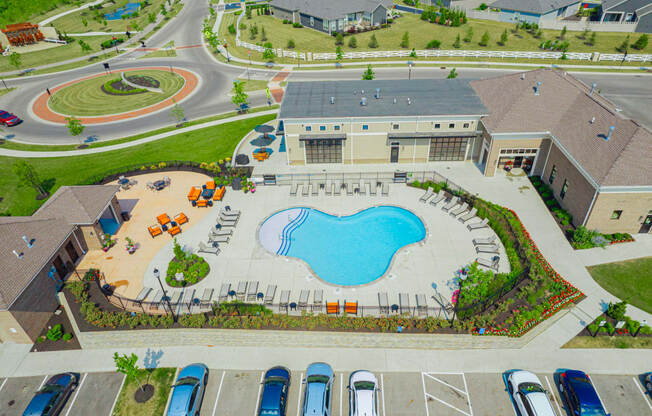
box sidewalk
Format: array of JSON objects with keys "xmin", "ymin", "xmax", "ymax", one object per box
[{"xmin": 576, "ymin": 233, "xmax": 652, "ymax": 267}]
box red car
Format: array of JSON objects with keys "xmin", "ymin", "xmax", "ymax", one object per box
[{"xmin": 0, "ymin": 110, "xmax": 22, "ymax": 126}]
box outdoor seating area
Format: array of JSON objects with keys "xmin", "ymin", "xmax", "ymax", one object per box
[
  {"xmin": 289, "ymin": 180, "xmax": 390, "ymax": 197},
  {"xmin": 145, "ymin": 176, "xmax": 171, "ymax": 191},
  {"xmin": 148, "ymin": 211, "xmax": 189, "ymax": 237},
  {"xmin": 188, "ymin": 180, "xmax": 226, "ymax": 207},
  {"xmin": 117, "ymin": 175, "xmax": 138, "ymax": 190},
  {"xmin": 196, "ymin": 206, "xmax": 241, "ymax": 255}
]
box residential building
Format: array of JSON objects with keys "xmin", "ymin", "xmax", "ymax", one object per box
[
  {"xmin": 489, "ymin": 0, "xmax": 582, "ymax": 24},
  {"xmin": 271, "ymin": 0, "xmax": 393, "ymax": 34},
  {"xmin": 600, "ymin": 0, "xmax": 652, "ymax": 33}
]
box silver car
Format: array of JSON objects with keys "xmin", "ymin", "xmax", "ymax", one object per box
[{"xmin": 348, "ymin": 370, "xmax": 379, "ymax": 416}]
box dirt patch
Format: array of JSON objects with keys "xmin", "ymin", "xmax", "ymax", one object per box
[
  {"xmin": 134, "ymin": 384, "xmax": 155, "ymax": 403},
  {"xmin": 30, "ymin": 306, "xmax": 81, "ymax": 352}
]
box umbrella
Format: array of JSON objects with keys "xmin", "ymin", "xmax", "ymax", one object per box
[
  {"xmin": 253, "ymin": 147, "xmax": 273, "ymax": 155},
  {"xmin": 250, "ymin": 134, "xmax": 276, "ymax": 147},
  {"xmin": 254, "ymin": 124, "xmax": 275, "ymax": 138}
]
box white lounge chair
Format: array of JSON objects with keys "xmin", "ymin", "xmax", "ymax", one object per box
[
  {"xmin": 442, "ymin": 196, "xmax": 460, "ymax": 212},
  {"xmin": 334, "ymin": 181, "xmax": 342, "ymax": 195},
  {"xmin": 467, "ymin": 218, "xmax": 489, "ymax": 231},
  {"xmin": 279, "ymin": 290, "xmax": 290, "ymax": 311},
  {"xmin": 416, "ymin": 294, "xmax": 428, "ymax": 316},
  {"xmin": 198, "ymin": 242, "xmax": 219, "ymax": 254},
  {"xmin": 459, "ymin": 208, "xmax": 478, "ymax": 223},
  {"xmin": 399, "ymin": 293, "xmax": 410, "ymax": 314},
  {"xmin": 378, "ymin": 292, "xmax": 389, "ymax": 314},
  {"xmin": 236, "ymin": 281, "xmax": 248, "ymax": 301},
  {"xmin": 368, "ymin": 181, "xmax": 377, "ymax": 196},
  {"xmin": 475, "ymin": 244, "xmax": 499, "ymax": 254},
  {"xmin": 220, "ymin": 207, "xmax": 240, "ymax": 217},
  {"xmin": 450, "ymin": 202, "xmax": 469, "ymax": 217},
  {"xmin": 346, "ymin": 182, "xmax": 354, "ymax": 196},
  {"xmin": 302, "ymin": 183, "xmax": 309, "ymax": 197},
  {"xmin": 290, "ymin": 183, "xmax": 298, "ymax": 196},
  {"xmin": 429, "ymin": 190, "xmax": 445, "ymax": 206},
  {"xmin": 419, "ymin": 187, "xmax": 434, "ymax": 202},
  {"xmin": 476, "ymin": 257, "xmax": 499, "ymax": 271},
  {"xmin": 201, "ymin": 288, "xmax": 214, "ymax": 307},
  {"xmin": 381, "ymin": 183, "xmax": 389, "ymax": 196},
  {"xmin": 264, "ymin": 285, "xmax": 277, "ymax": 305},
  {"xmin": 473, "ymin": 235, "xmax": 497, "ymax": 246},
  {"xmin": 211, "ymin": 228, "xmax": 232, "ymax": 236},
  {"xmin": 208, "ymin": 234, "xmax": 229, "ymax": 244},
  {"xmin": 358, "ymin": 180, "xmax": 366, "ymax": 195},
  {"xmin": 312, "ymin": 290, "xmax": 323, "ymax": 311},
  {"xmin": 325, "ymin": 180, "xmax": 333, "ymax": 195},
  {"xmin": 247, "ymin": 281, "xmax": 259, "ymax": 301},
  {"xmin": 218, "ymin": 283, "xmax": 231, "ymax": 303},
  {"xmin": 298, "ymin": 289, "xmax": 310, "ymax": 310},
  {"xmin": 219, "ymin": 214, "xmax": 239, "ymax": 224},
  {"xmin": 311, "ymin": 182, "xmax": 319, "ymax": 196}
]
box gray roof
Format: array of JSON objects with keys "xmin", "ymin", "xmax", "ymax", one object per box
[
  {"xmin": 34, "ymin": 185, "xmax": 119, "ymax": 225},
  {"xmin": 271, "ymin": 0, "xmax": 393, "ymax": 20},
  {"xmin": 489, "ymin": 0, "xmax": 580, "ymax": 14},
  {"xmin": 602, "ymin": 0, "xmax": 652, "ymax": 13},
  {"xmin": 0, "ymin": 217, "xmax": 74, "ymax": 310},
  {"xmin": 280, "ymin": 79, "xmax": 488, "ymax": 119},
  {"xmin": 470, "ymin": 69, "xmax": 652, "ymax": 187}
]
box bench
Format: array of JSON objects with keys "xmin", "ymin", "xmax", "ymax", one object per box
[
  {"xmin": 213, "ymin": 186, "xmax": 226, "ymax": 201},
  {"xmin": 326, "ymin": 301, "xmax": 340, "ymax": 315},
  {"xmin": 168, "ymin": 225, "xmax": 181, "ymax": 236},
  {"xmin": 148, "ymin": 225, "xmax": 162, "ymax": 237},
  {"xmin": 187, "ymin": 187, "xmax": 201, "ymax": 201},
  {"xmin": 174, "ymin": 213, "xmax": 188, "ymax": 225},
  {"xmin": 344, "ymin": 301, "xmax": 358, "ymax": 315}
]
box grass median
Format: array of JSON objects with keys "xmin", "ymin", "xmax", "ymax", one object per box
[
  {"xmin": 111, "ymin": 367, "xmax": 176, "ymax": 416},
  {"xmin": 587, "ymin": 257, "xmax": 652, "ymax": 314}
]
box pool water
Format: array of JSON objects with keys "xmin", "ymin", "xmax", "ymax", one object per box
[{"xmin": 259, "ymin": 206, "xmax": 425, "ymax": 286}]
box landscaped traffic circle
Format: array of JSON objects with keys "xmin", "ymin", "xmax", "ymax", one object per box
[{"xmin": 32, "ymin": 67, "xmax": 199, "ymax": 124}]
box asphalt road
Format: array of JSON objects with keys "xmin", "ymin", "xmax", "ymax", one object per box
[{"xmin": 0, "ymin": 0, "xmax": 650, "ymax": 145}]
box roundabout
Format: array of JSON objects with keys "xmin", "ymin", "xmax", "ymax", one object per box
[{"xmin": 31, "ymin": 67, "xmax": 200, "ymax": 125}]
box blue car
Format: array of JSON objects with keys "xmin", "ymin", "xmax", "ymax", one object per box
[
  {"xmin": 301, "ymin": 362, "xmax": 334, "ymax": 416},
  {"xmin": 167, "ymin": 364, "xmax": 208, "ymax": 416},
  {"xmin": 23, "ymin": 373, "xmax": 77, "ymax": 416},
  {"xmin": 558, "ymin": 370, "xmax": 610, "ymax": 416},
  {"xmin": 258, "ymin": 366, "xmax": 291, "ymax": 416}
]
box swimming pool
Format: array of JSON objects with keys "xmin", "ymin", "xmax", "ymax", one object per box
[{"xmin": 258, "ymin": 206, "xmax": 426, "ymax": 286}]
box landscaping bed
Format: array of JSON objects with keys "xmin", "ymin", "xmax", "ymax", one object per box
[
  {"xmin": 101, "ymin": 78, "xmax": 147, "ymax": 96},
  {"xmin": 166, "ymin": 239, "xmax": 210, "ymax": 287},
  {"xmin": 576, "ymin": 301, "xmax": 651, "ymax": 342},
  {"xmin": 126, "ymin": 74, "xmax": 160, "ymax": 88},
  {"xmin": 111, "ymin": 367, "xmax": 176, "ymax": 416},
  {"xmin": 30, "ymin": 305, "xmax": 81, "ymax": 352}
]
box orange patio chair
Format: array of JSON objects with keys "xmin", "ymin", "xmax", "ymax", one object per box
[
  {"xmin": 174, "ymin": 213, "xmax": 188, "ymax": 225},
  {"xmin": 213, "ymin": 186, "xmax": 226, "ymax": 201},
  {"xmin": 326, "ymin": 301, "xmax": 340, "ymax": 315},
  {"xmin": 206, "ymin": 180, "xmax": 216, "ymax": 190},
  {"xmin": 196, "ymin": 200, "xmax": 208, "ymax": 208},
  {"xmin": 187, "ymin": 187, "xmax": 201, "ymax": 201},
  {"xmin": 344, "ymin": 301, "xmax": 358, "ymax": 315},
  {"xmin": 148, "ymin": 224, "xmax": 162, "ymax": 238},
  {"xmin": 157, "ymin": 213, "xmax": 171, "ymax": 226},
  {"xmin": 168, "ymin": 225, "xmax": 181, "ymax": 236}
]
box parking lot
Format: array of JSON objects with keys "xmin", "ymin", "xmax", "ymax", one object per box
[{"xmin": 1, "ymin": 369, "xmax": 650, "ymax": 415}]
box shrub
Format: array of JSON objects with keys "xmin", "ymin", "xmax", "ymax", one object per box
[
  {"xmin": 62, "ymin": 333, "xmax": 73, "ymax": 342},
  {"xmin": 47, "ymin": 324, "xmax": 63, "ymax": 341},
  {"xmin": 478, "ymin": 2, "xmax": 488, "ymax": 10},
  {"xmin": 587, "ymin": 323, "xmax": 598, "ymax": 334},
  {"xmin": 368, "ymin": 34, "xmax": 379, "ymax": 48},
  {"xmin": 426, "ymin": 39, "xmax": 441, "ymax": 49},
  {"xmin": 617, "ymin": 35, "xmax": 630, "ymax": 53},
  {"xmin": 286, "ymin": 39, "xmax": 295, "ymax": 49},
  {"xmin": 292, "ymin": 22, "xmax": 302, "ymax": 28},
  {"xmin": 479, "ymin": 31, "xmax": 490, "ymax": 47},
  {"xmin": 335, "ymin": 32, "xmax": 344, "ymax": 46},
  {"xmin": 348, "ymin": 36, "xmax": 357, "ymax": 48},
  {"xmin": 604, "ymin": 321, "xmax": 614, "ymax": 335},
  {"xmin": 632, "ymin": 34, "xmax": 648, "ymax": 50},
  {"xmin": 400, "ymin": 31, "xmax": 409, "ymax": 48},
  {"xmin": 606, "ymin": 301, "xmax": 627, "ymax": 321}
]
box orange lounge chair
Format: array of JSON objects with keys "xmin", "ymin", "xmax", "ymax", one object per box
[
  {"xmin": 168, "ymin": 225, "xmax": 181, "ymax": 236},
  {"xmin": 326, "ymin": 301, "xmax": 340, "ymax": 315},
  {"xmin": 187, "ymin": 187, "xmax": 201, "ymax": 201},
  {"xmin": 174, "ymin": 213, "xmax": 188, "ymax": 225},
  {"xmin": 206, "ymin": 180, "xmax": 216, "ymax": 190},
  {"xmin": 213, "ymin": 186, "xmax": 226, "ymax": 201},
  {"xmin": 148, "ymin": 225, "xmax": 162, "ymax": 238},
  {"xmin": 344, "ymin": 301, "xmax": 358, "ymax": 315},
  {"xmin": 157, "ymin": 213, "xmax": 171, "ymax": 226}
]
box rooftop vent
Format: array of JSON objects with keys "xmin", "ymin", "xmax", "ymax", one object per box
[
  {"xmin": 22, "ymin": 235, "xmax": 33, "ymax": 248},
  {"xmin": 353, "ymin": 90, "xmax": 357, "ymax": 95},
  {"xmin": 520, "ymin": 73, "xmax": 525, "ymax": 80},
  {"xmin": 393, "ymin": 97, "xmax": 397, "ymax": 104},
  {"xmin": 534, "ymin": 81, "xmax": 542, "ymax": 96},
  {"xmin": 590, "ymin": 117, "xmax": 595, "ymax": 124},
  {"xmin": 407, "ymin": 98, "xmax": 412, "ymax": 105},
  {"xmin": 330, "ymin": 96, "xmax": 335, "ymax": 105},
  {"xmin": 374, "ymin": 88, "xmax": 380, "ymax": 99},
  {"xmin": 605, "ymin": 125, "xmax": 615, "ymax": 141},
  {"xmin": 13, "ymin": 250, "xmax": 23, "ymax": 259},
  {"xmin": 590, "ymin": 83, "xmax": 597, "ymax": 96},
  {"xmin": 360, "ymin": 97, "xmax": 367, "ymax": 106},
  {"xmin": 361, "ymin": 89, "xmax": 365, "ymax": 95}
]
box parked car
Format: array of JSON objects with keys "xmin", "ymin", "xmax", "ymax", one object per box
[
  {"xmin": 507, "ymin": 370, "xmax": 556, "ymax": 416},
  {"xmin": 0, "ymin": 110, "xmax": 22, "ymax": 126},
  {"xmin": 645, "ymin": 373, "xmax": 652, "ymax": 395},
  {"xmin": 167, "ymin": 363, "xmax": 208, "ymax": 416},
  {"xmin": 258, "ymin": 366, "xmax": 291, "ymax": 416},
  {"xmin": 301, "ymin": 362, "xmax": 334, "ymax": 416},
  {"xmin": 23, "ymin": 373, "xmax": 78, "ymax": 416},
  {"xmin": 348, "ymin": 370, "xmax": 379, "ymax": 416},
  {"xmin": 558, "ymin": 370, "xmax": 609, "ymax": 416}
]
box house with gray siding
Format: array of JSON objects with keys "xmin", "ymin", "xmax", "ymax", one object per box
[
  {"xmin": 600, "ymin": 0, "xmax": 652, "ymax": 33},
  {"xmin": 489, "ymin": 0, "xmax": 582, "ymax": 25},
  {"xmin": 271, "ymin": 0, "xmax": 393, "ymax": 34}
]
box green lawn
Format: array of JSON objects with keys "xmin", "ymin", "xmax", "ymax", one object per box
[
  {"xmin": 0, "ymin": 88, "xmax": 16, "ymax": 98},
  {"xmin": 223, "ymin": 13, "xmax": 647, "ymax": 64},
  {"xmin": 49, "ymin": 70, "xmax": 184, "ymax": 116},
  {"xmin": 232, "ymin": 77, "xmax": 268, "ymax": 92},
  {"xmin": 0, "ymin": 114, "xmax": 276, "ymax": 216},
  {"xmin": 139, "ymin": 40, "xmax": 177, "ymax": 59},
  {"xmin": 0, "ymin": 0, "xmax": 96, "ymax": 27},
  {"xmin": 587, "ymin": 257, "xmax": 652, "ymax": 314},
  {"xmin": 111, "ymin": 367, "xmax": 176, "ymax": 416},
  {"xmin": 562, "ymin": 335, "xmax": 652, "ymax": 349}
]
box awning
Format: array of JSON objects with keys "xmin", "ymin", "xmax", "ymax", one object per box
[
  {"xmin": 299, "ymin": 134, "xmax": 347, "ymax": 141},
  {"xmin": 388, "ymin": 131, "xmax": 480, "ymax": 139}
]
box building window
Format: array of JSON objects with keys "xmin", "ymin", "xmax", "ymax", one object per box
[
  {"xmin": 334, "ymin": 125, "xmax": 340, "ymax": 131},
  {"xmin": 310, "ymin": 16, "xmax": 314, "ymax": 26},
  {"xmin": 611, "ymin": 210, "xmax": 623, "ymax": 220},
  {"xmin": 392, "ymin": 123, "xmax": 399, "ymax": 130},
  {"xmin": 323, "ymin": 20, "xmax": 328, "ymax": 31},
  {"xmin": 305, "ymin": 126, "xmax": 312, "ymax": 132},
  {"xmin": 362, "ymin": 124, "xmax": 368, "ymax": 130},
  {"xmin": 560, "ymin": 179, "xmax": 568, "ymax": 199},
  {"xmin": 434, "ymin": 123, "xmax": 440, "ymax": 129},
  {"xmin": 549, "ymin": 165, "xmax": 557, "ymax": 184},
  {"xmin": 428, "ymin": 137, "xmax": 468, "ymax": 161},
  {"xmin": 463, "ymin": 123, "xmax": 470, "ymax": 128},
  {"xmin": 320, "ymin": 125, "xmax": 326, "ymax": 131},
  {"xmin": 449, "ymin": 123, "xmax": 455, "ymax": 129},
  {"xmin": 305, "ymin": 139, "xmax": 342, "ymax": 164}
]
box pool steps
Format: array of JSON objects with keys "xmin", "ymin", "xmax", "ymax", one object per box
[{"xmin": 276, "ymin": 208, "xmax": 309, "ymax": 256}]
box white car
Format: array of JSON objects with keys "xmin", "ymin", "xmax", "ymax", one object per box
[
  {"xmin": 348, "ymin": 370, "xmax": 379, "ymax": 416},
  {"xmin": 507, "ymin": 370, "xmax": 556, "ymax": 416}
]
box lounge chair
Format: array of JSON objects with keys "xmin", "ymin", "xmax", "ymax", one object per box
[
  {"xmin": 311, "ymin": 182, "xmax": 319, "ymax": 196},
  {"xmin": 312, "ymin": 290, "xmax": 323, "ymax": 311},
  {"xmin": 198, "ymin": 242, "xmax": 219, "ymax": 254},
  {"xmin": 279, "ymin": 290, "xmax": 290, "ymax": 311},
  {"xmin": 450, "ymin": 202, "xmax": 469, "ymax": 217},
  {"xmin": 208, "ymin": 234, "xmax": 230, "ymax": 244},
  {"xmin": 399, "ymin": 293, "xmax": 410, "ymax": 314},
  {"xmin": 378, "ymin": 292, "xmax": 389, "ymax": 314},
  {"xmin": 157, "ymin": 213, "xmax": 171, "ymax": 226},
  {"xmin": 213, "ymin": 186, "xmax": 226, "ymax": 201},
  {"xmin": 467, "ymin": 218, "xmax": 489, "ymax": 231},
  {"xmin": 442, "ymin": 196, "xmax": 460, "ymax": 212},
  {"xmin": 429, "ymin": 190, "xmax": 445, "ymax": 206},
  {"xmin": 236, "ymin": 281, "xmax": 248, "ymax": 301},
  {"xmin": 182, "ymin": 289, "xmax": 195, "ymax": 309},
  {"xmin": 148, "ymin": 224, "xmax": 162, "ymax": 238},
  {"xmin": 326, "ymin": 301, "xmax": 340, "ymax": 314},
  {"xmin": 473, "ymin": 235, "xmax": 497, "ymax": 246},
  {"xmin": 146, "ymin": 181, "xmax": 155, "ymax": 191},
  {"xmin": 170, "ymin": 291, "xmax": 182, "ymax": 306},
  {"xmin": 151, "ymin": 290, "xmax": 163, "ymax": 310},
  {"xmin": 419, "ymin": 187, "xmax": 434, "ymax": 202},
  {"xmin": 416, "ymin": 294, "xmax": 427, "ymax": 316},
  {"xmin": 325, "ymin": 180, "xmax": 333, "ymax": 196},
  {"xmin": 217, "ymin": 219, "xmax": 237, "ymax": 228},
  {"xmin": 135, "ymin": 287, "xmax": 151, "ymax": 302},
  {"xmin": 368, "ymin": 181, "xmax": 377, "ymax": 196},
  {"xmin": 334, "ymin": 181, "xmax": 342, "ymax": 196},
  {"xmin": 246, "ymin": 281, "xmax": 259, "ymax": 301},
  {"xmin": 264, "ymin": 285, "xmax": 277, "ymax": 305},
  {"xmin": 381, "ymin": 182, "xmax": 389, "ymax": 196},
  {"xmin": 298, "ymin": 290, "xmax": 310, "ymax": 310},
  {"xmin": 218, "ymin": 283, "xmax": 231, "ymax": 303},
  {"xmin": 346, "ymin": 182, "xmax": 354, "ymax": 196},
  {"xmin": 220, "ymin": 207, "xmax": 240, "ymax": 217},
  {"xmin": 476, "ymin": 244, "xmax": 499, "ymax": 254},
  {"xmin": 477, "ymin": 256, "xmax": 499, "ymax": 271},
  {"xmin": 290, "ymin": 183, "xmax": 298, "ymax": 196},
  {"xmin": 174, "ymin": 213, "xmax": 188, "ymax": 225},
  {"xmin": 211, "ymin": 228, "xmax": 233, "ymax": 236},
  {"xmin": 219, "ymin": 214, "xmax": 239, "ymax": 224},
  {"xmin": 168, "ymin": 225, "xmax": 181, "ymax": 236},
  {"xmin": 459, "ymin": 208, "xmax": 478, "ymax": 223},
  {"xmin": 344, "ymin": 301, "xmax": 358, "ymax": 315},
  {"xmin": 302, "ymin": 183, "xmax": 309, "ymax": 197},
  {"xmin": 358, "ymin": 180, "xmax": 366, "ymax": 195},
  {"xmin": 201, "ymin": 288, "xmax": 214, "ymax": 307},
  {"xmin": 187, "ymin": 187, "xmax": 201, "ymax": 201}
]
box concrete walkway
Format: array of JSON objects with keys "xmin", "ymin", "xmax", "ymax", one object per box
[
  {"xmin": 576, "ymin": 233, "xmax": 652, "ymax": 267},
  {"xmin": 0, "ymin": 109, "xmax": 278, "ymax": 157}
]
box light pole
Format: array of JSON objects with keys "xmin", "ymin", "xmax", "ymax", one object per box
[
  {"xmin": 1, "ymin": 79, "xmax": 8, "ymax": 90},
  {"xmin": 407, "ymin": 61, "xmax": 413, "ymax": 80},
  {"xmin": 634, "ymin": 319, "xmax": 647, "ymax": 337},
  {"xmin": 154, "ymin": 268, "xmax": 175, "ymax": 322}
]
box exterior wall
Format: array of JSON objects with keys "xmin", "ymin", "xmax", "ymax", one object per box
[
  {"xmin": 372, "ymin": 5, "xmax": 387, "ymax": 26},
  {"xmin": 635, "ymin": 13, "xmax": 652, "ymax": 33},
  {"xmin": 9, "ymin": 266, "xmax": 60, "ymax": 342},
  {"xmin": 0, "ymin": 311, "xmax": 31, "ymax": 343},
  {"xmin": 532, "ymin": 138, "xmax": 552, "ymax": 177},
  {"xmin": 483, "ymin": 136, "xmax": 545, "ymax": 177},
  {"xmin": 272, "ymin": 6, "xmax": 294, "ymax": 22},
  {"xmin": 498, "ymin": 9, "xmax": 543, "ymax": 24},
  {"xmin": 541, "ymin": 143, "xmax": 597, "ymax": 227},
  {"xmin": 300, "ymin": 13, "xmax": 327, "ymax": 33},
  {"xmin": 585, "ymin": 191, "xmax": 652, "ymax": 234},
  {"xmin": 79, "ymin": 223, "xmax": 103, "ymax": 250},
  {"xmin": 109, "ymin": 195, "xmax": 124, "ymax": 226}
]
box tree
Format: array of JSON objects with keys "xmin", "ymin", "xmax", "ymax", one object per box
[
  {"xmin": 78, "ymin": 39, "xmax": 92, "ymax": 52},
  {"xmin": 160, "ymin": 3, "xmax": 167, "ymax": 15},
  {"xmin": 262, "ymin": 45, "xmax": 275, "ymax": 61},
  {"xmin": 245, "ymin": 6, "xmax": 252, "ymax": 19},
  {"xmin": 400, "ymin": 31, "xmax": 409, "ymax": 48},
  {"xmin": 261, "ymin": 26, "xmax": 267, "ymax": 41},
  {"xmin": 368, "ymin": 33, "xmax": 379, "ymax": 48},
  {"xmin": 447, "ymin": 68, "xmax": 458, "ymax": 79},
  {"xmin": 9, "ymin": 52, "xmax": 21, "ymax": 69},
  {"xmin": 148, "ymin": 12, "xmax": 156, "ymax": 23},
  {"xmin": 632, "ymin": 34, "xmax": 648, "ymax": 50},
  {"xmin": 335, "ymin": 32, "xmax": 344, "ymax": 46},
  {"xmin": 588, "ymin": 31, "xmax": 596, "ymax": 46},
  {"xmin": 463, "ymin": 26, "xmax": 473, "ymax": 43},
  {"xmin": 361, "ymin": 64, "xmax": 375, "ymax": 80},
  {"xmin": 453, "ymin": 34, "xmax": 461, "ymax": 48},
  {"xmin": 513, "ymin": 21, "xmax": 519, "ymax": 34},
  {"xmin": 249, "ymin": 24, "xmax": 257, "ymax": 40},
  {"xmin": 479, "ymin": 31, "xmax": 490, "ymax": 47},
  {"xmin": 65, "ymin": 116, "xmax": 85, "ymax": 138},
  {"xmin": 82, "ymin": 18, "xmax": 88, "ymax": 27},
  {"xmin": 286, "ymin": 39, "xmax": 296, "ymax": 49},
  {"xmin": 232, "ymin": 80, "xmax": 249, "ymax": 108},
  {"xmin": 336, "ymin": 45, "xmax": 343, "ymax": 60},
  {"xmin": 560, "ymin": 25, "xmax": 567, "ymax": 40},
  {"xmin": 348, "ymin": 36, "xmax": 357, "ymax": 48},
  {"xmin": 114, "ymin": 353, "xmax": 146, "ymax": 393},
  {"xmin": 499, "ymin": 29, "xmax": 508, "ymax": 46},
  {"xmin": 13, "ymin": 161, "xmax": 46, "ymax": 196},
  {"xmin": 170, "ymin": 99, "xmax": 185, "ymax": 125},
  {"xmin": 617, "ymin": 35, "xmax": 629, "ymax": 53},
  {"xmin": 426, "ymin": 39, "xmax": 441, "ymax": 49},
  {"xmin": 580, "ymin": 27, "xmax": 589, "ymax": 40}
]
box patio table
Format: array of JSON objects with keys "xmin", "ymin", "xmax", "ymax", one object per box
[
  {"xmin": 153, "ymin": 180, "xmax": 166, "ymax": 190},
  {"xmin": 118, "ymin": 178, "xmax": 129, "ymax": 185},
  {"xmin": 201, "ymin": 188, "xmax": 215, "ymax": 199}
]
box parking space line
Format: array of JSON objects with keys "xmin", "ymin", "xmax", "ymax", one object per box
[
  {"xmin": 254, "ymin": 371, "xmax": 264, "ymax": 416},
  {"xmin": 545, "ymin": 376, "xmax": 562, "ymax": 416},
  {"xmin": 424, "ymin": 392, "xmax": 472, "ymax": 416},
  {"xmin": 423, "ymin": 373, "xmax": 468, "ymax": 396},
  {"xmin": 108, "ymin": 374, "xmax": 126, "ymax": 416},
  {"xmin": 632, "ymin": 377, "xmax": 652, "ymax": 412},
  {"xmin": 211, "ymin": 371, "xmax": 225, "ymax": 416},
  {"xmin": 340, "ymin": 373, "xmax": 343, "ymax": 416},
  {"xmin": 589, "ymin": 379, "xmax": 608, "ymax": 415},
  {"xmin": 296, "ymin": 372, "xmax": 303, "ymax": 416},
  {"xmin": 163, "ymin": 368, "xmax": 180, "ymax": 416},
  {"xmin": 0, "ymin": 378, "xmax": 7, "ymax": 393},
  {"xmin": 461, "ymin": 373, "xmax": 473, "ymax": 416},
  {"xmin": 380, "ymin": 373, "xmax": 386, "ymax": 416},
  {"xmin": 421, "ymin": 373, "xmax": 430, "ymax": 416},
  {"xmin": 38, "ymin": 375, "xmax": 48, "ymax": 390},
  {"xmin": 64, "ymin": 373, "xmax": 87, "ymax": 416}
]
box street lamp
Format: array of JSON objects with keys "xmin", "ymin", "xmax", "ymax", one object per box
[
  {"xmin": 154, "ymin": 268, "xmax": 175, "ymax": 322},
  {"xmin": 407, "ymin": 61, "xmax": 413, "ymax": 80}
]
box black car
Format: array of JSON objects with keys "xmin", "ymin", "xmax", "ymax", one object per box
[
  {"xmin": 23, "ymin": 373, "xmax": 77, "ymax": 416},
  {"xmin": 645, "ymin": 373, "xmax": 652, "ymax": 396}
]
